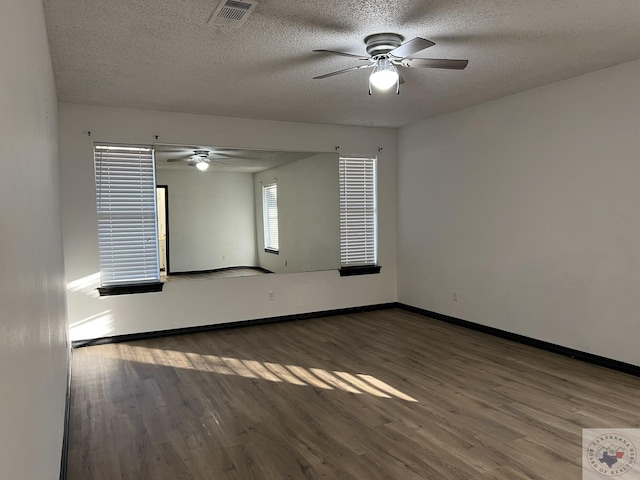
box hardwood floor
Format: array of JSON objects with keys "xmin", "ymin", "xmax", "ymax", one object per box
[
  {"xmin": 67, "ymin": 309, "xmax": 640, "ymax": 479},
  {"xmin": 162, "ymin": 267, "xmax": 268, "ymax": 282}
]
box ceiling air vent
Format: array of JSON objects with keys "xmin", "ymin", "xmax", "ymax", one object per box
[{"xmin": 209, "ymin": 0, "xmax": 258, "ymax": 28}]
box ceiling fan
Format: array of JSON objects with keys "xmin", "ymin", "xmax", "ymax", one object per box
[
  {"xmin": 166, "ymin": 149, "xmax": 231, "ymax": 172},
  {"xmin": 313, "ymin": 33, "xmax": 468, "ymax": 94}
]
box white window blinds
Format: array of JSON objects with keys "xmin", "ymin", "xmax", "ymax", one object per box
[
  {"xmin": 94, "ymin": 144, "xmax": 160, "ymax": 286},
  {"xmin": 339, "ymin": 157, "xmax": 377, "ymax": 266},
  {"xmin": 263, "ymin": 183, "xmax": 279, "ymax": 251}
]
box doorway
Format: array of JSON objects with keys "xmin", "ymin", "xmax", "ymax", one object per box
[{"xmin": 156, "ymin": 185, "xmax": 169, "ymax": 274}]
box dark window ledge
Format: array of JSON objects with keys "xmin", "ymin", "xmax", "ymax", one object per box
[
  {"xmin": 339, "ymin": 265, "xmax": 381, "ymax": 277},
  {"xmin": 264, "ymin": 248, "xmax": 279, "ymax": 255},
  {"xmin": 98, "ymin": 282, "xmax": 164, "ymax": 297}
]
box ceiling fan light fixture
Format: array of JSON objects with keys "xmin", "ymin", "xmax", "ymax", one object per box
[
  {"xmin": 369, "ymin": 58, "xmax": 398, "ymax": 91},
  {"xmin": 195, "ymin": 161, "xmax": 209, "ymax": 172},
  {"xmin": 312, "ymin": 33, "xmax": 468, "ymax": 94}
]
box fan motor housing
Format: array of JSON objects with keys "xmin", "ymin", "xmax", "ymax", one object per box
[{"xmin": 364, "ymin": 33, "xmax": 404, "ymax": 56}]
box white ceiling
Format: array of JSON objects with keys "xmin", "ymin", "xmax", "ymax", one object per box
[{"xmin": 42, "ymin": 0, "xmax": 640, "ymax": 128}]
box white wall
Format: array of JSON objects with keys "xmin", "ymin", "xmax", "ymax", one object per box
[
  {"xmin": 156, "ymin": 169, "xmax": 257, "ymax": 272},
  {"xmin": 0, "ymin": 0, "xmax": 68, "ymax": 478},
  {"xmin": 398, "ymin": 59, "xmax": 640, "ymax": 367},
  {"xmin": 255, "ymin": 153, "xmax": 340, "ymax": 274},
  {"xmin": 59, "ymin": 103, "xmax": 397, "ymax": 341}
]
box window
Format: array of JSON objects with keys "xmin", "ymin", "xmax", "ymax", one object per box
[
  {"xmin": 263, "ymin": 183, "xmax": 279, "ymax": 253},
  {"xmin": 94, "ymin": 144, "xmax": 162, "ymax": 295},
  {"xmin": 339, "ymin": 156, "xmax": 380, "ymax": 276}
]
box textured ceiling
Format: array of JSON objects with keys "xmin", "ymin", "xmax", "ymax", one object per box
[
  {"xmin": 42, "ymin": 0, "xmax": 640, "ymax": 127},
  {"xmin": 154, "ymin": 144, "xmax": 322, "ymax": 172}
]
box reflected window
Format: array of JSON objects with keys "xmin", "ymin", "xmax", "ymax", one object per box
[
  {"xmin": 262, "ymin": 183, "xmax": 279, "ymax": 253},
  {"xmin": 339, "ymin": 157, "xmax": 378, "ymax": 271},
  {"xmin": 93, "ymin": 144, "xmax": 162, "ymax": 295}
]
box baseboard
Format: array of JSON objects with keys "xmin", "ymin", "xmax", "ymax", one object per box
[
  {"xmin": 59, "ymin": 345, "xmax": 72, "ymax": 480},
  {"xmin": 72, "ymin": 303, "xmax": 398, "ymax": 348},
  {"xmin": 72, "ymin": 301, "xmax": 640, "ymax": 377},
  {"xmin": 398, "ymin": 303, "xmax": 640, "ymax": 378}
]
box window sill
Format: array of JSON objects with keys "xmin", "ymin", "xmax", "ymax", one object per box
[
  {"xmin": 339, "ymin": 265, "xmax": 381, "ymax": 277},
  {"xmin": 97, "ymin": 282, "xmax": 164, "ymax": 297},
  {"xmin": 264, "ymin": 248, "xmax": 279, "ymax": 255}
]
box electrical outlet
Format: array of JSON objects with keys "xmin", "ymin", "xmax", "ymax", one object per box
[
  {"xmin": 453, "ymin": 291, "xmax": 459, "ymax": 302},
  {"xmin": 268, "ymin": 290, "xmax": 275, "ymax": 301}
]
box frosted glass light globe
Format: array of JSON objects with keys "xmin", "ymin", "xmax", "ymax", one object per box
[
  {"xmin": 370, "ymin": 59, "xmax": 399, "ymax": 90},
  {"xmin": 195, "ymin": 161, "xmax": 209, "ymax": 172}
]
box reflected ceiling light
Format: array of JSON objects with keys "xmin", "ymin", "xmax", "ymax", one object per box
[
  {"xmin": 369, "ymin": 58, "xmax": 399, "ymax": 92},
  {"xmin": 195, "ymin": 161, "xmax": 209, "ymax": 172}
]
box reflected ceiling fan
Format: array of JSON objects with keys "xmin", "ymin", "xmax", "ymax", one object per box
[
  {"xmin": 313, "ymin": 33, "xmax": 468, "ymax": 94},
  {"xmin": 166, "ymin": 149, "xmax": 231, "ymax": 172}
]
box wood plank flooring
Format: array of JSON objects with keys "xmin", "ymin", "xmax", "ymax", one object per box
[
  {"xmin": 67, "ymin": 309, "xmax": 640, "ymax": 479},
  {"xmin": 162, "ymin": 267, "xmax": 268, "ymax": 282}
]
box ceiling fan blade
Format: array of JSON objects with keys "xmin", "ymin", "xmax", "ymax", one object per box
[
  {"xmin": 313, "ymin": 64, "xmax": 373, "ymax": 80},
  {"xmin": 209, "ymin": 159, "xmax": 230, "ymax": 166},
  {"xmin": 388, "ymin": 37, "xmax": 435, "ymax": 58},
  {"xmin": 404, "ymin": 58, "xmax": 469, "ymax": 70},
  {"xmin": 312, "ymin": 49, "xmax": 369, "ymax": 60},
  {"xmin": 166, "ymin": 157, "xmax": 190, "ymax": 162}
]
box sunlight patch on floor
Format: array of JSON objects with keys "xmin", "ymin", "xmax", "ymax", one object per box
[{"xmin": 99, "ymin": 345, "xmax": 418, "ymax": 402}]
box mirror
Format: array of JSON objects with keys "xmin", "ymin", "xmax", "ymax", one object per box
[{"xmin": 154, "ymin": 144, "xmax": 340, "ymax": 278}]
